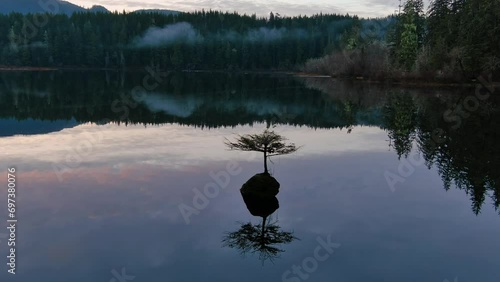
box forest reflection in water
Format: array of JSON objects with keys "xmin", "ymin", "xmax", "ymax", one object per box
[{"xmin": 0, "ymin": 71, "xmax": 498, "ymax": 216}]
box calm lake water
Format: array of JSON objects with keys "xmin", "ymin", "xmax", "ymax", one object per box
[{"xmin": 0, "ymin": 71, "xmax": 499, "ymax": 282}]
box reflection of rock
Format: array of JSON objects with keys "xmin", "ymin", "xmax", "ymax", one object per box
[
  {"xmin": 242, "ymin": 193, "xmax": 279, "ymax": 218},
  {"xmin": 240, "ymin": 173, "xmax": 280, "ymax": 218}
]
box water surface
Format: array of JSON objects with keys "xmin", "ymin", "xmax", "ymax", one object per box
[{"xmin": 0, "ymin": 71, "xmax": 499, "ymax": 282}]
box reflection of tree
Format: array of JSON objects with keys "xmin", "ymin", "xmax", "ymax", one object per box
[
  {"xmin": 416, "ymin": 92, "xmax": 500, "ymax": 215},
  {"xmin": 379, "ymin": 88, "xmax": 500, "ymax": 216},
  {"xmin": 0, "ymin": 72, "xmax": 391, "ymax": 130},
  {"xmin": 341, "ymin": 100, "xmax": 359, "ymax": 134},
  {"xmin": 222, "ymin": 172, "xmax": 298, "ymax": 262},
  {"xmin": 383, "ymin": 91, "xmax": 418, "ymax": 158},
  {"xmin": 222, "ymin": 221, "xmax": 297, "ymax": 262}
]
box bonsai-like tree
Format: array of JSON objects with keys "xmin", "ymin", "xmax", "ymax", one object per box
[{"xmin": 224, "ymin": 129, "xmax": 300, "ymax": 174}]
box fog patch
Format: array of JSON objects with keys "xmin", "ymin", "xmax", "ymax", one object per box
[
  {"xmin": 140, "ymin": 94, "xmax": 203, "ymax": 118},
  {"xmin": 132, "ymin": 22, "xmax": 203, "ymax": 47}
]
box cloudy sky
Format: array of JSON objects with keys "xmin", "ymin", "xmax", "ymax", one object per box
[{"xmin": 69, "ymin": 0, "xmax": 414, "ymax": 18}]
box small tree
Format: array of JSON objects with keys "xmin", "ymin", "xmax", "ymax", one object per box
[
  {"xmin": 224, "ymin": 129, "xmax": 300, "ymax": 174},
  {"xmin": 399, "ymin": 22, "xmax": 418, "ymax": 70}
]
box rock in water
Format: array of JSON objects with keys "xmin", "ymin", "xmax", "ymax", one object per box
[
  {"xmin": 240, "ymin": 173, "xmax": 280, "ymax": 217},
  {"xmin": 240, "ymin": 173, "xmax": 280, "ymax": 197}
]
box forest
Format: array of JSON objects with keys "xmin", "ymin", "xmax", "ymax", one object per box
[
  {"xmin": 0, "ymin": 0, "xmax": 498, "ymax": 81},
  {"xmin": 304, "ymin": 0, "xmax": 500, "ymax": 81},
  {"xmin": 0, "ymin": 10, "xmax": 372, "ymax": 69}
]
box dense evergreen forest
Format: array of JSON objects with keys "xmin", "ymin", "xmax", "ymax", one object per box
[
  {"xmin": 0, "ymin": 10, "xmax": 381, "ymax": 69},
  {"xmin": 0, "ymin": 0, "xmax": 498, "ymax": 80},
  {"xmin": 305, "ymin": 0, "xmax": 500, "ymax": 81}
]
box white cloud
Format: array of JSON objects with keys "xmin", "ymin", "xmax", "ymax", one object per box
[{"xmin": 1, "ymin": 123, "xmax": 388, "ymax": 173}]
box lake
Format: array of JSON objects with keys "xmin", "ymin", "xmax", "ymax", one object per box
[{"xmin": 0, "ymin": 71, "xmax": 499, "ymax": 282}]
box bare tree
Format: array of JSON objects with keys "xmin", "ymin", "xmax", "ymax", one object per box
[{"xmin": 224, "ymin": 129, "xmax": 300, "ymax": 174}]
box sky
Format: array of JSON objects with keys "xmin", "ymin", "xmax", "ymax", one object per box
[
  {"xmin": 0, "ymin": 123, "xmax": 389, "ymax": 173},
  {"xmin": 68, "ymin": 0, "xmax": 412, "ymax": 18}
]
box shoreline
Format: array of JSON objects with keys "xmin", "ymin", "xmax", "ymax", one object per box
[
  {"xmin": 293, "ymin": 72, "xmax": 500, "ymax": 88},
  {"xmin": 1, "ymin": 66, "xmax": 497, "ymax": 88},
  {"xmin": 0, "ymin": 66, "xmax": 58, "ymax": 72}
]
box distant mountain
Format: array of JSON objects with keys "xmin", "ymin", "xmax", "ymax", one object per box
[
  {"xmin": 133, "ymin": 9, "xmax": 180, "ymax": 15},
  {"xmin": 88, "ymin": 5, "xmax": 109, "ymax": 13},
  {"xmin": 0, "ymin": 0, "xmax": 109, "ymax": 15},
  {"xmin": 0, "ymin": 0, "xmax": 183, "ymax": 16}
]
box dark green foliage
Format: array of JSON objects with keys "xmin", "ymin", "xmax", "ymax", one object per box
[
  {"xmin": 425, "ymin": 0, "xmax": 500, "ymax": 77},
  {"xmin": 457, "ymin": 0, "xmax": 500, "ymax": 76},
  {"xmin": 308, "ymin": 0, "xmax": 499, "ymax": 80},
  {"xmin": 0, "ymin": 10, "xmax": 360, "ymax": 69},
  {"xmin": 1, "ymin": 0, "xmax": 498, "ymax": 77},
  {"xmin": 392, "ymin": 0, "xmax": 425, "ymax": 70},
  {"xmin": 383, "ymin": 91, "xmax": 418, "ymax": 159}
]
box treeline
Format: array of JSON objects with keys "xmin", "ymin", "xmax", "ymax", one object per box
[
  {"xmin": 304, "ymin": 0, "xmax": 500, "ymax": 81},
  {"xmin": 0, "ymin": 71, "xmax": 382, "ymax": 129},
  {"xmin": 0, "ymin": 10, "xmax": 373, "ymax": 69}
]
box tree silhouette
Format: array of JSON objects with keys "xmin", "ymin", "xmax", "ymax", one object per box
[
  {"xmin": 222, "ymin": 221, "xmax": 297, "ymax": 262},
  {"xmin": 224, "ymin": 129, "xmax": 300, "ymax": 174}
]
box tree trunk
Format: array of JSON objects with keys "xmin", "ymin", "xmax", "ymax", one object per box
[
  {"xmin": 261, "ymin": 216, "xmax": 266, "ymax": 241},
  {"xmin": 264, "ymin": 150, "xmax": 268, "ymax": 174}
]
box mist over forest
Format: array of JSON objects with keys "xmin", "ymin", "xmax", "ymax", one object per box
[
  {"xmin": 0, "ymin": 0, "xmax": 498, "ymax": 81},
  {"xmin": 0, "ymin": 10, "xmax": 390, "ymax": 70}
]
